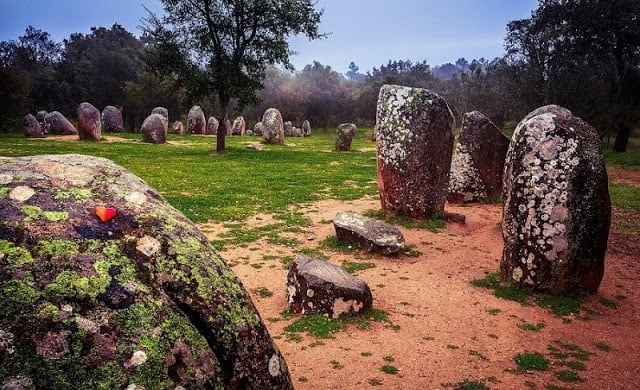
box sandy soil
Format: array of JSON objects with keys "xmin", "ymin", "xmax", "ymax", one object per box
[{"xmin": 199, "ymin": 195, "xmax": 640, "ymax": 390}]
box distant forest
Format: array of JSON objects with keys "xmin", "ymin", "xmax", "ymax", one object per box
[{"xmin": 1, "ymin": 0, "xmax": 638, "ymax": 150}]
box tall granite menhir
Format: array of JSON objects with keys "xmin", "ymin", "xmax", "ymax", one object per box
[
  {"xmin": 375, "ymin": 84, "xmax": 455, "ymax": 217},
  {"xmin": 0, "ymin": 154, "xmax": 292, "ymax": 389},
  {"xmin": 448, "ymin": 111, "xmax": 510, "ymax": 203},
  {"xmin": 501, "ymin": 105, "xmax": 610, "ymax": 294}
]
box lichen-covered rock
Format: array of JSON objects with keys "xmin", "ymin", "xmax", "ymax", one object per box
[
  {"xmin": 302, "ymin": 120, "xmax": 311, "ymax": 136},
  {"xmin": 501, "ymin": 105, "xmax": 610, "ymax": 294},
  {"xmin": 141, "ymin": 113, "xmax": 168, "ymax": 144},
  {"xmin": 253, "ymin": 121, "xmax": 264, "ymax": 136},
  {"xmin": 262, "ymin": 108, "xmax": 284, "ymax": 144},
  {"xmin": 283, "ymin": 121, "xmax": 294, "ymax": 137},
  {"xmin": 23, "ymin": 114, "xmax": 44, "ymax": 138},
  {"xmin": 232, "ymin": 116, "xmax": 245, "ymax": 136},
  {"xmin": 448, "ymin": 111, "xmax": 510, "ymax": 203},
  {"xmin": 0, "ymin": 154, "xmax": 293, "ymax": 389},
  {"xmin": 172, "ymin": 120, "xmax": 185, "ymax": 135},
  {"xmin": 188, "ymin": 105, "xmax": 206, "ymax": 134},
  {"xmin": 77, "ymin": 102, "xmax": 102, "ymax": 141},
  {"xmin": 287, "ymin": 255, "xmax": 372, "ymax": 318},
  {"xmin": 335, "ymin": 123, "xmax": 357, "ymax": 151},
  {"xmin": 44, "ymin": 111, "xmax": 77, "ymax": 135},
  {"xmin": 151, "ymin": 106, "xmax": 168, "ymax": 120},
  {"xmin": 206, "ymin": 116, "xmax": 219, "ymax": 135},
  {"xmin": 375, "ymin": 84, "xmax": 455, "ymax": 218},
  {"xmin": 101, "ymin": 106, "xmax": 123, "ymax": 133},
  {"xmin": 333, "ymin": 211, "xmax": 404, "ymax": 255}
]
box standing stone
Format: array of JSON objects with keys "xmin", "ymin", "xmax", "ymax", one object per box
[
  {"xmin": 0, "ymin": 154, "xmax": 293, "ymax": 389},
  {"xmin": 225, "ymin": 119, "xmax": 233, "ymax": 136},
  {"xmin": 188, "ymin": 105, "xmax": 206, "ymax": 134},
  {"xmin": 101, "ymin": 105, "xmax": 123, "ymax": 132},
  {"xmin": 172, "ymin": 120, "xmax": 185, "ymax": 134},
  {"xmin": 283, "ymin": 121, "xmax": 293, "ymax": 136},
  {"xmin": 335, "ymin": 123, "xmax": 357, "ymax": 151},
  {"xmin": 448, "ymin": 111, "xmax": 510, "ymax": 203},
  {"xmin": 151, "ymin": 106, "xmax": 169, "ymax": 120},
  {"xmin": 206, "ymin": 117, "xmax": 219, "ymax": 135},
  {"xmin": 302, "ymin": 120, "xmax": 311, "ymax": 136},
  {"xmin": 253, "ymin": 121, "xmax": 264, "ymax": 136},
  {"xmin": 141, "ymin": 113, "xmax": 168, "ymax": 144},
  {"xmin": 501, "ymin": 105, "xmax": 610, "ymax": 294},
  {"xmin": 262, "ymin": 108, "xmax": 284, "ymax": 144},
  {"xmin": 287, "ymin": 255, "xmax": 372, "ymax": 318},
  {"xmin": 36, "ymin": 110, "xmax": 48, "ymax": 133},
  {"xmin": 23, "ymin": 114, "xmax": 44, "ymax": 138},
  {"xmin": 375, "ymin": 85, "xmax": 455, "ymax": 218},
  {"xmin": 232, "ymin": 116, "xmax": 245, "ymax": 135},
  {"xmin": 45, "ymin": 111, "xmax": 78, "ymax": 135},
  {"xmin": 77, "ymin": 102, "xmax": 102, "ymax": 141}
]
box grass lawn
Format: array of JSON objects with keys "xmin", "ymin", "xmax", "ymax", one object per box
[{"xmin": 0, "ymin": 130, "xmax": 637, "ymax": 224}]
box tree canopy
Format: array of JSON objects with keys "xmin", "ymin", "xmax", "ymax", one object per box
[{"xmin": 144, "ymin": 0, "xmax": 324, "ymax": 151}]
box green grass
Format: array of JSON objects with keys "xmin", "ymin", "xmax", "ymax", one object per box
[
  {"xmin": 518, "ymin": 321, "xmax": 546, "ymax": 332},
  {"xmin": 472, "ymin": 272, "xmax": 502, "ymax": 288},
  {"xmin": 554, "ymin": 370, "xmax": 584, "ymax": 383},
  {"xmin": 0, "ymin": 132, "xmax": 378, "ymax": 223},
  {"xmin": 514, "ymin": 352, "xmax": 550, "ymax": 371},
  {"xmin": 603, "ymin": 138, "xmax": 640, "ymax": 170},
  {"xmin": 251, "ymin": 287, "xmax": 273, "ymax": 298},
  {"xmin": 342, "ymin": 261, "xmax": 376, "ymax": 274},
  {"xmin": 379, "ymin": 365, "xmax": 398, "ymax": 375},
  {"xmin": 362, "ymin": 209, "xmax": 446, "ymax": 232},
  {"xmin": 319, "ymin": 235, "xmax": 358, "ymax": 253},
  {"xmin": 284, "ymin": 308, "xmax": 391, "ymax": 338},
  {"xmin": 609, "ymin": 183, "xmax": 640, "ymax": 210},
  {"xmin": 537, "ymin": 294, "xmax": 584, "ymax": 316}
]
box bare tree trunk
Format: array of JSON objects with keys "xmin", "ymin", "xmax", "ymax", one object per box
[
  {"xmin": 613, "ymin": 125, "xmax": 630, "ymax": 152},
  {"xmin": 216, "ymin": 97, "xmax": 229, "ymax": 152}
]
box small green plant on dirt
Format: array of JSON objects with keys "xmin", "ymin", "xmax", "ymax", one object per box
[
  {"xmin": 285, "ymin": 308, "xmax": 391, "ymax": 338},
  {"xmin": 562, "ymin": 360, "xmax": 586, "ymax": 371},
  {"xmin": 593, "ymin": 342, "xmax": 611, "ymax": 352},
  {"xmin": 544, "ymin": 385, "xmax": 570, "ymax": 390},
  {"xmin": 537, "ymin": 294, "xmax": 583, "ymax": 316},
  {"xmin": 380, "ymin": 365, "xmax": 398, "ymax": 375},
  {"xmin": 361, "ymin": 352, "xmax": 372, "ymax": 357},
  {"xmin": 472, "ymin": 272, "xmax": 502, "ymax": 288},
  {"xmin": 554, "ymin": 370, "xmax": 585, "ymax": 383},
  {"xmin": 330, "ymin": 360, "xmax": 343, "ymax": 369},
  {"xmin": 342, "ymin": 260, "xmax": 376, "ymax": 274},
  {"xmin": 486, "ymin": 308, "xmax": 501, "ymax": 315},
  {"xmin": 362, "ymin": 209, "xmax": 446, "ymax": 232},
  {"xmin": 518, "ymin": 321, "xmax": 546, "ymax": 332},
  {"xmin": 447, "ymin": 344, "xmax": 460, "ymax": 350},
  {"xmin": 280, "ymin": 256, "xmax": 294, "ymax": 269},
  {"xmin": 319, "ymin": 235, "xmax": 358, "ymax": 253},
  {"xmin": 383, "ymin": 355, "xmax": 395, "ymax": 362},
  {"xmin": 514, "ymin": 352, "xmax": 550, "ymax": 371},
  {"xmin": 494, "ymin": 284, "xmax": 530, "ymax": 302},
  {"xmin": 402, "ymin": 244, "xmax": 422, "ymax": 257},
  {"xmin": 251, "ymin": 287, "xmax": 273, "ymax": 298},
  {"xmin": 453, "ymin": 379, "xmax": 488, "ymax": 390},
  {"xmin": 298, "ymin": 377, "xmax": 308, "ymax": 383},
  {"xmin": 367, "ymin": 378, "xmax": 383, "ymax": 386},
  {"xmin": 468, "ymin": 350, "xmax": 489, "ymax": 361}
]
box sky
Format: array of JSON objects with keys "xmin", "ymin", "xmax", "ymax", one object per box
[{"xmin": 0, "ymin": 0, "xmax": 539, "ymax": 74}]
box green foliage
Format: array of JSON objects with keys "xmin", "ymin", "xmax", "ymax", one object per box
[
  {"xmin": 518, "ymin": 321, "xmax": 546, "ymax": 332},
  {"xmin": 554, "ymin": 370, "xmax": 584, "ymax": 383},
  {"xmin": 342, "ymin": 261, "xmax": 376, "ymax": 274},
  {"xmin": 380, "ymin": 365, "xmax": 398, "ymax": 375},
  {"xmin": 284, "ymin": 314, "xmax": 347, "ymax": 338},
  {"xmin": 320, "ymin": 235, "xmax": 358, "ymax": 253},
  {"xmin": 452, "ymin": 379, "xmax": 488, "ymax": 390},
  {"xmin": 609, "ymin": 183, "xmax": 640, "ymax": 210},
  {"xmin": 252, "ymin": 287, "xmax": 273, "ymax": 298},
  {"xmin": 362, "ymin": 208, "xmax": 446, "ymax": 232},
  {"xmin": 472, "ymin": 272, "xmax": 501, "ymax": 288},
  {"xmin": 494, "ymin": 284, "xmax": 529, "ymax": 303},
  {"xmin": 514, "ymin": 352, "xmax": 550, "ymax": 371},
  {"xmin": 537, "ymin": 294, "xmax": 583, "ymax": 316},
  {"xmin": 0, "ymin": 239, "xmax": 34, "ymax": 269}
]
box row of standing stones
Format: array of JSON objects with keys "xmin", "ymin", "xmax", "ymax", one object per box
[
  {"xmin": 2, "ymin": 84, "xmax": 609, "ymax": 387},
  {"xmin": 22, "ymin": 103, "xmax": 314, "ymax": 145}
]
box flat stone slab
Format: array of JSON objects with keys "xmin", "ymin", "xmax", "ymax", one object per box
[
  {"xmin": 287, "ymin": 255, "xmax": 372, "ymax": 318},
  {"xmin": 333, "ymin": 211, "xmax": 404, "ymax": 255}
]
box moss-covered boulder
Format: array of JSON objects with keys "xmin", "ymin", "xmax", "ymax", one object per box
[{"xmin": 0, "ymin": 154, "xmax": 292, "ymax": 389}]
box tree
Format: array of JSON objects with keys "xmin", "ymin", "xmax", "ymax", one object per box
[
  {"xmin": 145, "ymin": 0, "xmax": 324, "ymax": 152},
  {"xmin": 505, "ymin": 0, "xmax": 640, "ymax": 151}
]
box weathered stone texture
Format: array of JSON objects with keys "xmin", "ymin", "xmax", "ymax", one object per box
[
  {"xmin": 172, "ymin": 120, "xmax": 185, "ymax": 134},
  {"xmin": 36, "ymin": 111, "xmax": 48, "ymax": 133},
  {"xmin": 151, "ymin": 106, "xmax": 168, "ymax": 120},
  {"xmin": 287, "ymin": 255, "xmax": 372, "ymax": 318},
  {"xmin": 262, "ymin": 108, "xmax": 284, "ymax": 144},
  {"xmin": 448, "ymin": 111, "xmax": 510, "ymax": 203},
  {"xmin": 375, "ymin": 84, "xmax": 455, "ymax": 217},
  {"xmin": 44, "ymin": 111, "xmax": 77, "ymax": 135},
  {"xmin": 77, "ymin": 102, "xmax": 102, "ymax": 141},
  {"xmin": 101, "ymin": 106, "xmax": 123, "ymax": 133},
  {"xmin": 188, "ymin": 105, "xmax": 206, "ymax": 134},
  {"xmin": 206, "ymin": 117, "xmax": 219, "ymax": 135},
  {"xmin": 141, "ymin": 113, "xmax": 168, "ymax": 144},
  {"xmin": 253, "ymin": 122, "xmax": 264, "ymax": 136},
  {"xmin": 335, "ymin": 123, "xmax": 357, "ymax": 151},
  {"xmin": 23, "ymin": 114, "xmax": 44, "ymax": 138},
  {"xmin": 0, "ymin": 154, "xmax": 292, "ymax": 389},
  {"xmin": 232, "ymin": 116, "xmax": 245, "ymax": 136},
  {"xmin": 302, "ymin": 120, "xmax": 311, "ymax": 136},
  {"xmin": 333, "ymin": 211, "xmax": 404, "ymax": 255},
  {"xmin": 501, "ymin": 105, "xmax": 610, "ymax": 294}
]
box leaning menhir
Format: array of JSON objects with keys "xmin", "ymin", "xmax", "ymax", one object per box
[
  {"xmin": 501, "ymin": 105, "xmax": 610, "ymax": 294},
  {"xmin": 448, "ymin": 111, "xmax": 510, "ymax": 203},
  {"xmin": 375, "ymin": 84, "xmax": 455, "ymax": 217},
  {"xmin": 0, "ymin": 154, "xmax": 292, "ymax": 389}
]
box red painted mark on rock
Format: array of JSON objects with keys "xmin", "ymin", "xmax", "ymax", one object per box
[{"xmin": 95, "ymin": 206, "xmax": 117, "ymax": 222}]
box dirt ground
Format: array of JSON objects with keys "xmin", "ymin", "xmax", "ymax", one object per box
[{"xmin": 199, "ymin": 174, "xmax": 639, "ymax": 389}]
